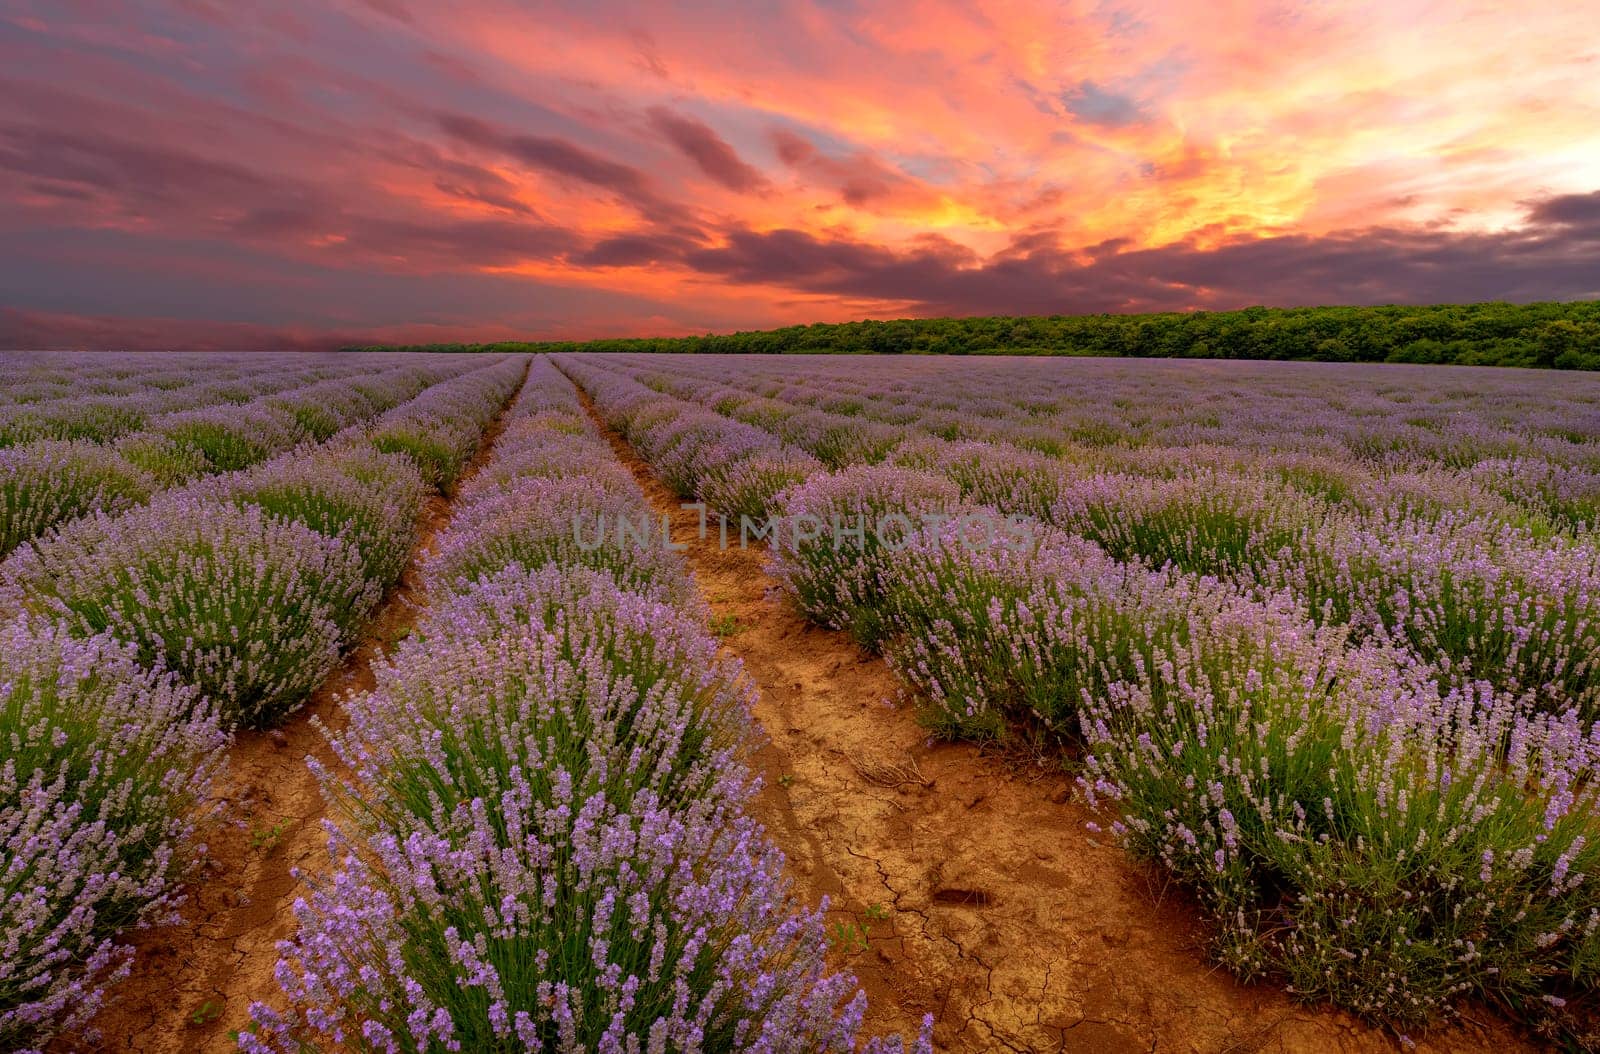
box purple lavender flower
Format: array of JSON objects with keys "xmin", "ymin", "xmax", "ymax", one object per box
[
  {"xmin": 0, "ymin": 440, "xmax": 152, "ymax": 558},
  {"xmin": 1, "ymin": 615, "xmax": 226, "ymax": 1052},
  {"xmin": 1, "ymin": 496, "xmax": 372, "ymax": 728},
  {"xmin": 767, "ymin": 464, "xmax": 962, "ymax": 648}
]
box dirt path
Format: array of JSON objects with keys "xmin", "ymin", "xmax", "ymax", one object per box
[
  {"xmin": 77, "ymin": 365, "xmax": 530, "ymax": 1054},
  {"xmin": 577, "ymin": 390, "xmax": 1532, "ymax": 1054}
]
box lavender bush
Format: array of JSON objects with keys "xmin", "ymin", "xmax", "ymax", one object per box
[
  {"xmin": 247, "ymin": 362, "xmax": 928, "ymax": 1049},
  {"xmin": 244, "ymin": 805, "xmax": 881, "ymax": 1053},
  {"xmin": 425, "ymin": 474, "xmax": 695, "ymax": 606},
  {"xmin": 891, "ymin": 437, "xmax": 1077, "ymax": 523},
  {"xmin": 214, "ymin": 444, "xmax": 426, "ymax": 595},
  {"xmin": 151, "ymin": 404, "xmax": 307, "ymax": 472},
  {"xmin": 0, "ymin": 615, "xmax": 225, "ymax": 1052},
  {"xmin": 112, "ymin": 431, "xmax": 212, "ymax": 487},
  {"xmin": 644, "ymin": 413, "xmax": 782, "ymax": 497},
  {"xmin": 1, "ymin": 497, "xmax": 372, "ymax": 728},
  {"xmin": 698, "ymin": 445, "xmax": 825, "ymax": 522},
  {"xmin": 322, "ymin": 563, "xmax": 748, "ymax": 850},
  {"xmin": 1470, "ymin": 457, "xmax": 1600, "ymax": 530},
  {"xmin": 0, "ymin": 441, "xmax": 151, "ymax": 558},
  {"xmin": 1263, "ymin": 511, "xmax": 1600, "ymax": 714},
  {"xmin": 881, "ymin": 519, "xmax": 1144, "ymax": 740},
  {"xmin": 265, "ymin": 375, "xmax": 401, "ymax": 442},
  {"xmin": 0, "ymin": 398, "xmax": 147, "ymax": 447},
  {"xmin": 367, "ymin": 357, "xmax": 525, "ymax": 490},
  {"xmin": 1080, "ymin": 634, "xmax": 1600, "ymax": 1027},
  {"xmin": 455, "ymin": 428, "xmax": 631, "ymax": 508},
  {"xmin": 1048, "ymin": 470, "xmax": 1322, "ymax": 577},
  {"xmin": 768, "ymin": 465, "xmax": 961, "ymax": 648}
]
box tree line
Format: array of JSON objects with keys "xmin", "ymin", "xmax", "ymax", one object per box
[{"xmin": 346, "ymin": 300, "xmax": 1600, "ymax": 369}]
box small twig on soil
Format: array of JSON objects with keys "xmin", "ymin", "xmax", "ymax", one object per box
[
  {"xmin": 1216, "ymin": 1014, "xmax": 1290, "ymax": 1054},
  {"xmin": 845, "ymin": 750, "xmax": 931, "ymax": 789}
]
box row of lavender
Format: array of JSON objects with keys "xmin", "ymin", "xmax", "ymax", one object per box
[
  {"xmin": 561, "ymin": 353, "xmax": 1600, "ymax": 1040},
  {"xmin": 1, "ymin": 352, "xmax": 362, "ymax": 416},
  {"xmin": 617, "ymin": 352, "xmax": 1600, "ymax": 466},
  {"xmin": 3, "ymin": 349, "xmax": 527, "ymax": 730},
  {"xmin": 614, "ymin": 353, "xmax": 1600, "ymax": 529},
  {"xmin": 243, "ymin": 357, "xmax": 928, "ymax": 1052},
  {"xmin": 1, "ymin": 355, "xmax": 487, "ymax": 557},
  {"xmin": 574, "ymin": 354, "xmax": 1600, "ymax": 718},
  {"xmin": 0, "ymin": 356, "xmax": 451, "ymax": 451},
  {"xmin": 0, "ymin": 355, "xmax": 527, "ymax": 1053}
]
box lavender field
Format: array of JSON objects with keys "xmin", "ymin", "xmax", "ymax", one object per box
[
  {"xmin": 566, "ymin": 353, "xmax": 1600, "ymax": 1045},
  {"xmin": 4, "ymin": 351, "xmax": 1600, "ymax": 1051}
]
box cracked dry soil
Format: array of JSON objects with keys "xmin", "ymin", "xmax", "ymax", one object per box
[{"xmin": 587, "ymin": 394, "xmax": 1533, "ymax": 1054}]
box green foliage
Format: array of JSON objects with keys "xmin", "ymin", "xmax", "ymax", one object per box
[
  {"xmin": 248, "ymin": 819, "xmax": 293, "ymax": 853},
  {"xmin": 3, "ymin": 501, "xmax": 372, "ymax": 729},
  {"xmin": 343, "ymin": 300, "xmax": 1600, "ymax": 370},
  {"xmin": 0, "ymin": 441, "xmax": 151, "ymax": 558},
  {"xmin": 369, "ymin": 427, "xmax": 461, "ymax": 490},
  {"xmin": 153, "ymin": 418, "xmax": 275, "ymax": 472},
  {"xmin": 112, "ymin": 432, "xmax": 211, "ymax": 486},
  {"xmin": 825, "ymin": 921, "xmax": 869, "ymax": 954},
  {"xmin": 220, "ymin": 446, "xmax": 425, "ymax": 599}
]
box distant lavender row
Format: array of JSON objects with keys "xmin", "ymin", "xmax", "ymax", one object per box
[
  {"xmin": 245, "ymin": 356, "xmax": 928, "ymax": 1052},
  {"xmin": 367, "ymin": 355, "xmax": 529, "ymax": 490},
  {"xmin": 0, "ymin": 353, "xmax": 463, "ymax": 445},
  {"xmin": 0, "ymin": 356, "xmax": 490, "ymax": 558},
  {"xmin": 569, "ymin": 354, "xmax": 1600, "ymax": 716},
  {"xmin": 0, "ymin": 351, "xmax": 364, "ymax": 414},
  {"xmin": 595, "ymin": 352, "xmax": 1600, "ymax": 525},
  {"xmin": 566, "ymin": 353, "xmax": 1600, "ymax": 1039},
  {"xmin": 604, "ymin": 353, "xmax": 1600, "ymax": 469},
  {"xmin": 558, "ymin": 356, "xmax": 823, "ymax": 522},
  {"xmin": 0, "ymin": 358, "xmax": 528, "ymax": 1052}
]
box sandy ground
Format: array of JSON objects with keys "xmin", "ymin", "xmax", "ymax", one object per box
[
  {"xmin": 580, "ymin": 388, "xmax": 1533, "ymax": 1054},
  {"xmin": 71, "ymin": 366, "xmax": 529, "ymax": 1054}
]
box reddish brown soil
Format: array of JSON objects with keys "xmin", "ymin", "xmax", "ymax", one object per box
[
  {"xmin": 72, "ymin": 367, "xmax": 529, "ymax": 1054},
  {"xmin": 581, "ymin": 391, "xmax": 1533, "ymax": 1054}
]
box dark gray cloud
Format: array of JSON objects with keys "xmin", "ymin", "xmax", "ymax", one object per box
[
  {"xmin": 0, "ymin": 119, "xmax": 578, "ymax": 273},
  {"xmin": 354, "ymin": 0, "xmax": 414, "ymax": 24},
  {"xmin": 677, "ymin": 191, "xmax": 1600, "ymax": 316},
  {"xmin": 1526, "ymin": 189, "xmax": 1600, "ymax": 230},
  {"xmin": 340, "ymin": 215, "xmax": 578, "ymax": 268},
  {"xmin": 576, "ymin": 231, "xmax": 703, "ymax": 268},
  {"xmin": 767, "ymin": 127, "xmax": 920, "ymax": 206},
  {"xmin": 437, "ymin": 113, "xmax": 647, "ymax": 195},
  {"xmin": 0, "ymin": 124, "xmax": 278, "ymax": 210},
  {"xmin": 647, "ymin": 107, "xmax": 768, "ymax": 193},
  {"xmin": 434, "ymin": 111, "xmax": 692, "ymax": 227},
  {"xmin": 1061, "ymin": 80, "xmax": 1148, "ymax": 128}
]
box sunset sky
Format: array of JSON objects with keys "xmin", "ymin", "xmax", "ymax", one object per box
[{"xmin": 2, "ymin": 0, "xmax": 1598, "ymax": 349}]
